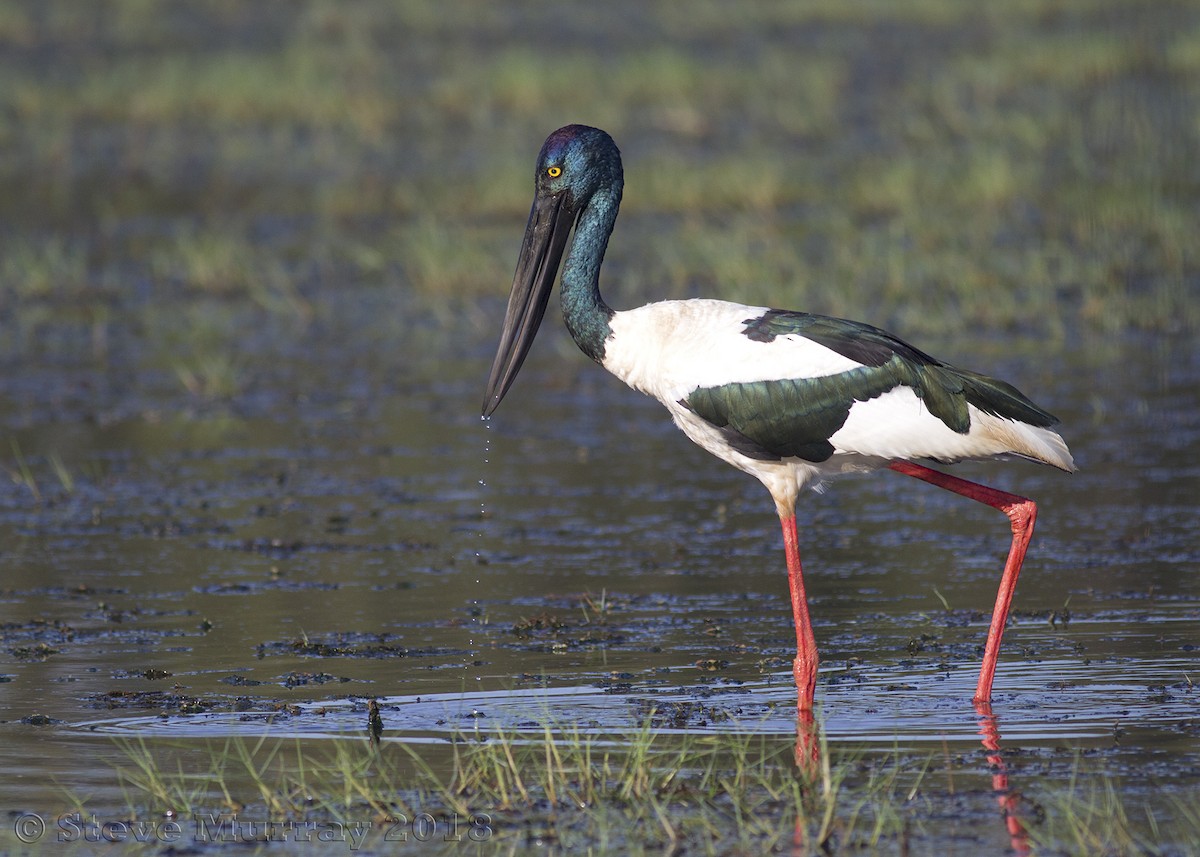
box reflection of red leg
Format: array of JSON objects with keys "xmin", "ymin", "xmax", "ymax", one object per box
[
  {"xmin": 794, "ymin": 706, "xmax": 820, "ymax": 772},
  {"xmin": 780, "ymin": 514, "xmax": 817, "ymax": 711},
  {"xmin": 975, "ymin": 702, "xmax": 1030, "ymax": 854},
  {"xmin": 889, "ymin": 461, "xmax": 1038, "ymax": 703}
]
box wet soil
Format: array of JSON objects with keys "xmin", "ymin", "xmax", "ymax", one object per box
[{"xmin": 1, "ymin": 294, "xmax": 1198, "ymax": 852}]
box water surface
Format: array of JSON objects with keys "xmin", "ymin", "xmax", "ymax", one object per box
[{"xmin": 2, "ymin": 304, "xmax": 1197, "ymax": 837}]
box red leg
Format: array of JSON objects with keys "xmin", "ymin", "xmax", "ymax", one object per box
[
  {"xmin": 888, "ymin": 461, "xmax": 1038, "ymax": 703},
  {"xmin": 780, "ymin": 514, "xmax": 818, "ymax": 711}
]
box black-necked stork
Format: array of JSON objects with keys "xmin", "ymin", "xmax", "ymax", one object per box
[{"xmin": 483, "ymin": 125, "xmax": 1074, "ymax": 712}]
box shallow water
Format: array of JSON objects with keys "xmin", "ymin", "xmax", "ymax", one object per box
[{"xmin": 2, "ymin": 286, "xmax": 1198, "ymax": 848}]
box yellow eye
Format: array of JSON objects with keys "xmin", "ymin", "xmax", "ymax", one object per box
[{"xmin": 547, "ymin": 166, "xmax": 562, "ymax": 178}]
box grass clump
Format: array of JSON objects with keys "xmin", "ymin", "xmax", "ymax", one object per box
[
  {"xmin": 0, "ymin": 235, "xmax": 89, "ymax": 299},
  {"xmin": 97, "ymin": 717, "xmax": 1200, "ymax": 855},
  {"xmin": 2, "ymin": 0, "xmax": 1196, "ymax": 340},
  {"xmin": 105, "ymin": 723, "xmax": 944, "ymax": 854},
  {"xmin": 1024, "ymin": 760, "xmax": 1200, "ymax": 857}
]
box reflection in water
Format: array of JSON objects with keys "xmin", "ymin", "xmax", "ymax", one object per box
[
  {"xmin": 791, "ymin": 709, "xmax": 821, "ymax": 856},
  {"xmin": 791, "ymin": 703, "xmax": 1030, "ymax": 854},
  {"xmin": 976, "ymin": 702, "xmax": 1029, "ymax": 855},
  {"xmin": 367, "ymin": 699, "xmax": 384, "ymax": 747},
  {"xmin": 794, "ymin": 708, "xmax": 819, "ymax": 772}
]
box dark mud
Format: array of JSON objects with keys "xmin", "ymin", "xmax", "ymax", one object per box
[{"xmin": 4, "ymin": 316, "xmax": 1199, "ymax": 856}]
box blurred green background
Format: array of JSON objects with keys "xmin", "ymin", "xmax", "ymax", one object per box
[{"xmin": 1, "ymin": 0, "xmax": 1196, "ymax": 402}]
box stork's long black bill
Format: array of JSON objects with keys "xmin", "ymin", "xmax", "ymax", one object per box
[{"xmin": 482, "ymin": 191, "xmax": 575, "ymax": 416}]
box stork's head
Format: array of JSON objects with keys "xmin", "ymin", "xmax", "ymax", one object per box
[{"xmin": 482, "ymin": 125, "xmax": 623, "ymax": 416}]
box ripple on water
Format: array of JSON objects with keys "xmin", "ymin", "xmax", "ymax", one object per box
[{"xmin": 74, "ymin": 650, "xmax": 1197, "ymax": 748}]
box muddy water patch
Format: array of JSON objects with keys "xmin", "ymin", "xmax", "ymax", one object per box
[{"xmin": 72, "ymin": 640, "xmax": 1198, "ymax": 749}]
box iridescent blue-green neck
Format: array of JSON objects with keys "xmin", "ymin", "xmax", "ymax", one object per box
[{"xmin": 559, "ymin": 183, "xmax": 619, "ymax": 363}]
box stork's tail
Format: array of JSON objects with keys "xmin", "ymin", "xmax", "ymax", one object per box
[{"xmin": 979, "ymin": 415, "xmax": 1076, "ymax": 473}]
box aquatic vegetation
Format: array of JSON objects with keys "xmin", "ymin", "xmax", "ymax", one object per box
[
  {"xmin": 103, "ymin": 727, "xmax": 932, "ymax": 853},
  {"xmin": 0, "ymin": 0, "xmax": 1194, "ymax": 338},
  {"xmin": 102, "ymin": 722, "xmax": 1200, "ymax": 854},
  {"xmin": 1024, "ymin": 757, "xmax": 1196, "ymax": 856}
]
